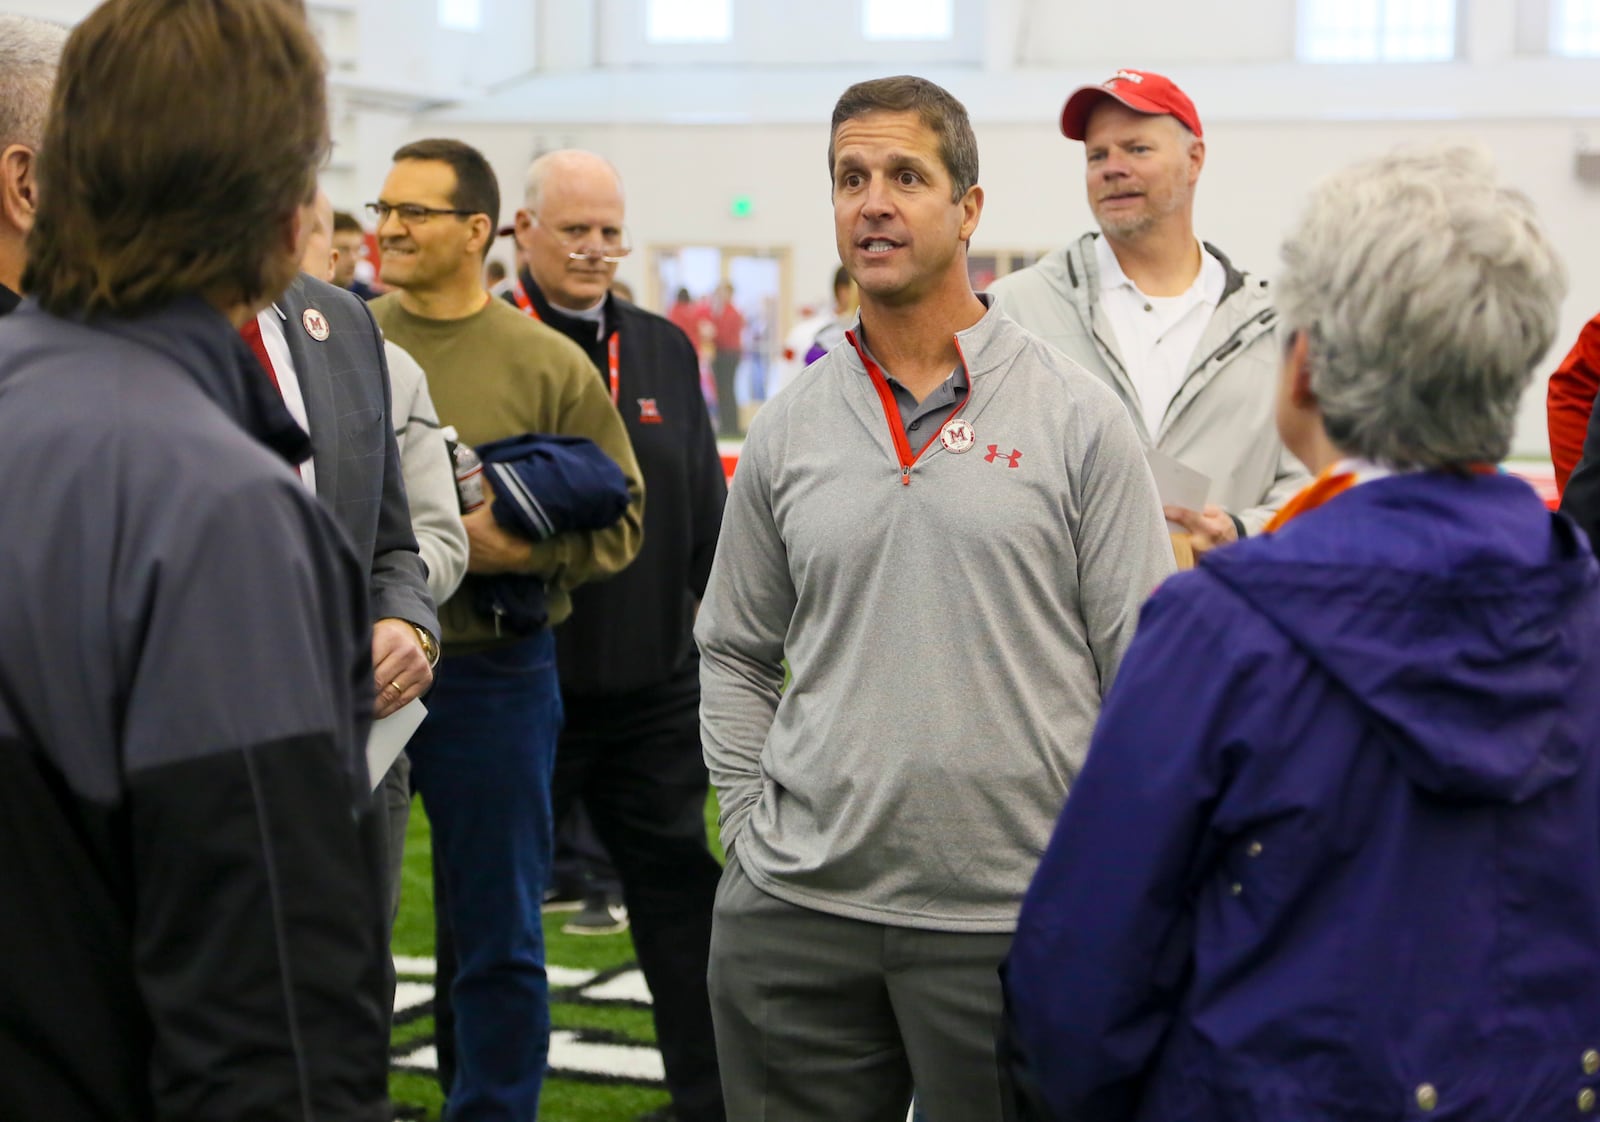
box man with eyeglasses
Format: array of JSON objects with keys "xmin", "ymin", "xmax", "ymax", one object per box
[
  {"xmin": 369, "ymin": 137, "xmax": 644, "ymax": 1121},
  {"xmin": 502, "ymin": 148, "xmax": 728, "ymax": 1122}
]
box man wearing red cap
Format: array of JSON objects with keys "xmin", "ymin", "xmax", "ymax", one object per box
[{"xmin": 992, "ymin": 69, "xmax": 1306, "ymax": 554}]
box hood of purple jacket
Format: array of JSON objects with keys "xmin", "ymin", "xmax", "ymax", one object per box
[{"xmin": 1201, "ymin": 470, "xmax": 1597, "ymax": 804}]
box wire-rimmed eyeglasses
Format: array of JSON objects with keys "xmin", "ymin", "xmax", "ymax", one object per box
[{"xmin": 532, "ymin": 215, "xmax": 632, "ymax": 263}]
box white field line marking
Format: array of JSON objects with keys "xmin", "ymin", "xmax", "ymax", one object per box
[
  {"xmin": 580, "ymin": 970, "xmax": 653, "ymax": 1004},
  {"xmin": 392, "ymin": 1029, "xmax": 666, "ymax": 1084}
]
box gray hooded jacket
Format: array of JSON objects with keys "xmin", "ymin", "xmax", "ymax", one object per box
[
  {"xmin": 990, "ymin": 233, "xmax": 1308, "ymax": 535},
  {"xmin": 696, "ymin": 301, "xmax": 1174, "ymax": 932}
]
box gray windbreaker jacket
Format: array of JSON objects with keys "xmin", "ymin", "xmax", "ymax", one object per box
[{"xmin": 990, "ymin": 233, "xmax": 1308, "ymax": 536}]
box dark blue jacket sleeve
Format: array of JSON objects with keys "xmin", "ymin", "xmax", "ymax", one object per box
[
  {"xmin": 480, "ymin": 434, "xmax": 631, "ymax": 541},
  {"xmin": 1004, "ymin": 575, "xmax": 1248, "ymax": 1122}
]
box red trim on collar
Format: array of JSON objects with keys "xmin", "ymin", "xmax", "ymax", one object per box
[{"xmin": 846, "ymin": 329, "xmax": 974, "ymax": 486}]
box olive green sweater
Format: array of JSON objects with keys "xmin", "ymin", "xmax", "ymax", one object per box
[{"xmin": 373, "ymin": 294, "xmax": 644, "ymax": 649}]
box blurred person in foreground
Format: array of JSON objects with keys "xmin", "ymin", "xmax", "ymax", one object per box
[
  {"xmin": 1004, "ymin": 146, "xmax": 1600, "ymax": 1121},
  {"xmin": 0, "ymin": 1, "xmax": 390, "ymax": 1119}
]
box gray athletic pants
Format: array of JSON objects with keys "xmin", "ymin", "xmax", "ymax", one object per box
[{"xmin": 707, "ymin": 854, "xmax": 1017, "ymax": 1122}]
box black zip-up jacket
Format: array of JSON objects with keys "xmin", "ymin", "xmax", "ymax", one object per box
[
  {"xmin": 509, "ymin": 273, "xmax": 726, "ymax": 696},
  {"xmin": 0, "ymin": 298, "xmax": 390, "ymax": 1121}
]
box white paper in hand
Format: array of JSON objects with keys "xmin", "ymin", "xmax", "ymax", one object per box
[
  {"xmin": 1145, "ymin": 447, "xmax": 1211, "ymax": 532},
  {"xmin": 367, "ymin": 701, "xmax": 426, "ymax": 791}
]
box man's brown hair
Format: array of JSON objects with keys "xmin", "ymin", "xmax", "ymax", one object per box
[
  {"xmin": 25, "ymin": 0, "xmax": 329, "ymax": 316},
  {"xmin": 391, "ymin": 138, "xmax": 499, "ymax": 261},
  {"xmin": 828, "ymin": 75, "xmax": 979, "ymax": 203}
]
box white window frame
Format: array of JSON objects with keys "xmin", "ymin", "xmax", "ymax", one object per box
[
  {"xmin": 1297, "ymin": 0, "xmax": 1460, "ymax": 63},
  {"xmin": 861, "ymin": 0, "xmax": 954, "ymax": 41},
  {"xmin": 646, "ymin": 0, "xmax": 734, "ymax": 44},
  {"xmin": 437, "ymin": 0, "xmax": 482, "ymax": 33},
  {"xmin": 1551, "ymin": 0, "xmax": 1600, "ymax": 56}
]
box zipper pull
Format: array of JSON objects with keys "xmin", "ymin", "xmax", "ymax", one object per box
[{"xmin": 901, "ymin": 467, "xmax": 911, "ymax": 486}]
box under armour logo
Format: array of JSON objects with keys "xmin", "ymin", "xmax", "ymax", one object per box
[{"xmin": 984, "ymin": 444, "xmax": 1022, "ymax": 468}]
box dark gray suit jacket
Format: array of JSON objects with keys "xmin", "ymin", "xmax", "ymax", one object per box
[{"xmin": 275, "ymin": 274, "xmax": 437, "ymax": 638}]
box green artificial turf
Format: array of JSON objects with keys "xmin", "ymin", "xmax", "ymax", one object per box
[{"xmin": 389, "ymin": 794, "xmax": 722, "ymax": 1120}]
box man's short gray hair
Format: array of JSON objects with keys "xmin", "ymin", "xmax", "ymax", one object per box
[
  {"xmin": 522, "ymin": 149, "xmax": 624, "ymax": 211},
  {"xmin": 1275, "ymin": 146, "xmax": 1566, "ymax": 470},
  {"xmin": 0, "ymin": 15, "xmax": 69, "ymax": 151}
]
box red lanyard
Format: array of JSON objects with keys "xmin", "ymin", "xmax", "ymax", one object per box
[
  {"xmin": 846, "ymin": 330, "xmax": 974, "ymax": 486},
  {"xmin": 513, "ymin": 278, "xmax": 621, "ymax": 407}
]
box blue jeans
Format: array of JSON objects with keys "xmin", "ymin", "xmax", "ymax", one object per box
[{"xmin": 409, "ymin": 631, "xmax": 562, "ymax": 1121}]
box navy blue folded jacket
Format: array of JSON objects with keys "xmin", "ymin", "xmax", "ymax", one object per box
[{"xmin": 468, "ymin": 433, "xmax": 632, "ymax": 636}]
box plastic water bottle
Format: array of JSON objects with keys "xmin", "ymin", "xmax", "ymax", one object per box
[{"xmin": 442, "ymin": 425, "xmax": 486, "ymax": 514}]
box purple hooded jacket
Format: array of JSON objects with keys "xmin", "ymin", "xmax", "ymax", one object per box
[{"xmin": 1005, "ymin": 469, "xmax": 1600, "ymax": 1121}]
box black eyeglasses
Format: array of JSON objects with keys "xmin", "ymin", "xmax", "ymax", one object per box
[{"xmin": 365, "ymin": 201, "xmax": 481, "ymax": 225}]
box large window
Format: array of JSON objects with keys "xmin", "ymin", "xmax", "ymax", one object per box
[
  {"xmin": 1552, "ymin": 0, "xmax": 1600, "ymax": 55},
  {"xmin": 1298, "ymin": 0, "xmax": 1458, "ymax": 61},
  {"xmin": 647, "ymin": 0, "xmax": 733, "ymax": 43},
  {"xmin": 437, "ymin": 0, "xmax": 482, "ymax": 32},
  {"xmin": 862, "ymin": 0, "xmax": 953, "ymax": 41}
]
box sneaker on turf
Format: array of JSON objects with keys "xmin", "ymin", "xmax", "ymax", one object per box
[
  {"xmin": 542, "ymin": 882, "xmax": 585, "ymax": 912},
  {"xmin": 562, "ymin": 891, "xmax": 629, "ymax": 936}
]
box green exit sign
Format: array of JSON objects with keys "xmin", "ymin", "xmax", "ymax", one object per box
[{"xmin": 730, "ymin": 195, "xmax": 754, "ymax": 218}]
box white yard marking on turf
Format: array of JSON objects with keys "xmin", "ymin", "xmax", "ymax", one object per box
[
  {"xmin": 391, "ymin": 956, "xmax": 597, "ymax": 990},
  {"xmin": 390, "ymin": 966, "xmax": 666, "ymax": 1086},
  {"xmin": 548, "ymin": 1030, "xmax": 666, "ymax": 1082},
  {"xmin": 395, "ymin": 981, "xmax": 434, "ymax": 1014},
  {"xmin": 581, "ymin": 969, "xmax": 653, "ymax": 1004},
  {"xmin": 393, "ymin": 1043, "xmax": 438, "ymax": 1073},
  {"xmin": 550, "ymin": 965, "xmax": 599, "ymax": 988},
  {"xmin": 391, "ymin": 1032, "xmax": 667, "ymax": 1084}
]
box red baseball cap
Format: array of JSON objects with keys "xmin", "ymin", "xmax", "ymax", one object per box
[{"xmin": 1059, "ymin": 69, "xmax": 1203, "ymax": 140}]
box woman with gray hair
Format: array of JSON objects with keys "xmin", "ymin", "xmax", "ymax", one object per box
[{"xmin": 1003, "ymin": 147, "xmax": 1600, "ymax": 1122}]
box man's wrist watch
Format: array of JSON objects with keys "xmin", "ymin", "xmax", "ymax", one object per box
[{"xmin": 410, "ymin": 623, "xmax": 440, "ymax": 667}]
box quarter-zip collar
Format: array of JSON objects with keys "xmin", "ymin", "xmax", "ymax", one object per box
[{"xmin": 844, "ymin": 294, "xmax": 1009, "ymax": 485}]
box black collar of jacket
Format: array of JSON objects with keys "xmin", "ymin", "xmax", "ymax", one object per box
[
  {"xmin": 85, "ymin": 295, "xmax": 312, "ymax": 469},
  {"xmin": 515, "ymin": 266, "xmax": 618, "ymax": 343}
]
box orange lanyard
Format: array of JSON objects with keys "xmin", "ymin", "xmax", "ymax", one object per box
[{"xmin": 512, "ymin": 278, "xmax": 620, "ymax": 407}]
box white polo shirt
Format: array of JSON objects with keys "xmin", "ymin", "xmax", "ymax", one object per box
[{"xmin": 1094, "ymin": 235, "xmax": 1225, "ymax": 438}]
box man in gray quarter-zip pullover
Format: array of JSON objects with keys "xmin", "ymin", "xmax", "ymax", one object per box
[
  {"xmin": 696, "ymin": 74, "xmax": 1175, "ymax": 1122},
  {"xmin": 991, "ymin": 69, "xmax": 1307, "ymax": 557}
]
